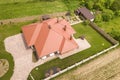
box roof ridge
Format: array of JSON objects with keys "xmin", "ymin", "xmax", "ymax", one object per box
[
  {"xmin": 30, "ymin": 23, "xmax": 42, "ymax": 45},
  {"xmin": 35, "ymin": 22, "xmax": 51, "ymax": 57},
  {"xmin": 59, "ymin": 37, "xmax": 65, "ymax": 52}
]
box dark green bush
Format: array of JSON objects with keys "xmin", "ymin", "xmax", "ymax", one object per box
[
  {"xmin": 110, "ymin": 0, "xmax": 120, "ymax": 11},
  {"xmin": 109, "ymin": 29, "xmax": 120, "ymax": 42},
  {"xmin": 102, "ymin": 9, "xmax": 114, "ymax": 21}
]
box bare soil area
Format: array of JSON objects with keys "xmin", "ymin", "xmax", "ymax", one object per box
[
  {"xmin": 0, "ymin": 59, "xmax": 9, "ymax": 77},
  {"xmin": 54, "ymin": 48, "xmax": 120, "ymax": 80}
]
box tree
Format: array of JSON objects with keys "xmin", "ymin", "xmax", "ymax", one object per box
[
  {"xmin": 102, "ymin": 9, "xmax": 114, "ymax": 21},
  {"xmin": 94, "ymin": 13, "xmax": 103, "ymax": 22},
  {"xmin": 93, "ymin": 3, "xmax": 104, "ymax": 11},
  {"xmin": 115, "ymin": 10, "xmax": 120, "ymax": 16},
  {"xmin": 109, "ymin": 29, "xmax": 120, "ymax": 42},
  {"xmin": 105, "ymin": 0, "xmax": 115, "ymax": 9},
  {"xmin": 110, "ymin": 0, "xmax": 120, "ymax": 11},
  {"xmin": 85, "ymin": 0, "xmax": 94, "ymax": 9},
  {"xmin": 79, "ymin": 0, "xmax": 85, "ymax": 7}
]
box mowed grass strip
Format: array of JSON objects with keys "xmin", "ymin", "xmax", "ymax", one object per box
[{"xmin": 27, "ymin": 23, "xmax": 112, "ymax": 80}]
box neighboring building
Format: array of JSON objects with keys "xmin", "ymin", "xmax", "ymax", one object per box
[
  {"xmin": 22, "ymin": 18, "xmax": 78, "ymax": 59},
  {"xmin": 74, "ymin": 7, "xmax": 94, "ymax": 21}
]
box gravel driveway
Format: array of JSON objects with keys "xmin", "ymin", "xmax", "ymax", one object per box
[{"xmin": 4, "ymin": 33, "xmax": 57, "ymax": 80}]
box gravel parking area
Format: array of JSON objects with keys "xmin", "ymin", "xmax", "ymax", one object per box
[{"xmin": 4, "ymin": 34, "xmax": 57, "ymax": 80}]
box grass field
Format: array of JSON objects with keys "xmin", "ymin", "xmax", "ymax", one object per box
[
  {"xmin": 0, "ymin": 21, "xmax": 35, "ymax": 80},
  {"xmin": 27, "ymin": 23, "xmax": 111, "ymax": 80},
  {"xmin": 0, "ymin": 0, "xmax": 80, "ymax": 20}
]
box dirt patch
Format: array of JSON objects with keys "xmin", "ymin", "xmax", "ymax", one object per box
[
  {"xmin": 54, "ymin": 48, "xmax": 120, "ymax": 80},
  {"xmin": 0, "ymin": 59, "xmax": 9, "ymax": 77},
  {"xmin": 0, "ymin": 12, "xmax": 67, "ymax": 25}
]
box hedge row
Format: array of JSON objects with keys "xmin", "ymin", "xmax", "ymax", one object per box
[{"xmin": 89, "ymin": 21, "xmax": 118, "ymax": 45}]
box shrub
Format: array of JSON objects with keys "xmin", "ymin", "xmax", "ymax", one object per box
[
  {"xmin": 93, "ymin": 3, "xmax": 104, "ymax": 11},
  {"xmin": 105, "ymin": 0, "xmax": 115, "ymax": 9},
  {"xmin": 83, "ymin": 20, "xmax": 90, "ymax": 25},
  {"xmin": 115, "ymin": 10, "xmax": 120, "ymax": 16},
  {"xmin": 110, "ymin": 0, "xmax": 120, "ymax": 11},
  {"xmin": 94, "ymin": 13, "xmax": 103, "ymax": 22},
  {"xmin": 85, "ymin": 1, "xmax": 94, "ymax": 9},
  {"xmin": 109, "ymin": 29, "xmax": 120, "ymax": 42},
  {"xmin": 102, "ymin": 9, "xmax": 114, "ymax": 21}
]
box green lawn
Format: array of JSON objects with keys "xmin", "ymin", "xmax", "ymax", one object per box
[
  {"xmin": 27, "ymin": 23, "xmax": 112, "ymax": 80},
  {"xmin": 0, "ymin": 0, "xmax": 80, "ymax": 20},
  {"xmin": 0, "ymin": 21, "xmax": 34, "ymax": 80}
]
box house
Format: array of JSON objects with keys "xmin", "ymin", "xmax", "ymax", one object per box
[
  {"xmin": 22, "ymin": 18, "xmax": 79, "ymax": 59},
  {"xmin": 74, "ymin": 7, "xmax": 94, "ymax": 21}
]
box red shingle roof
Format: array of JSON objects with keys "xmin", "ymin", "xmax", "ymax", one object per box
[{"xmin": 22, "ymin": 18, "xmax": 78, "ymax": 58}]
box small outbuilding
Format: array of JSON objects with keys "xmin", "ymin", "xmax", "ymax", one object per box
[
  {"xmin": 74, "ymin": 7, "xmax": 94, "ymax": 21},
  {"xmin": 41, "ymin": 15, "xmax": 51, "ymax": 21}
]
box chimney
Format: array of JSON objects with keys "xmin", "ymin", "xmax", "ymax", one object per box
[
  {"xmin": 48, "ymin": 25, "xmax": 51, "ymax": 29},
  {"xmin": 57, "ymin": 18, "xmax": 59, "ymax": 23},
  {"xmin": 63, "ymin": 25, "xmax": 67, "ymax": 31},
  {"xmin": 70, "ymin": 35, "xmax": 72, "ymax": 40}
]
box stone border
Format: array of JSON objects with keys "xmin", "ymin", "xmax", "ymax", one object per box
[{"xmin": 42, "ymin": 43, "xmax": 119, "ymax": 80}]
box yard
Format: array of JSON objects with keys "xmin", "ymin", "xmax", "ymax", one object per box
[
  {"xmin": 27, "ymin": 23, "xmax": 112, "ymax": 80},
  {"xmin": 0, "ymin": 18, "xmax": 118, "ymax": 80},
  {"xmin": 0, "ymin": 0, "xmax": 119, "ymax": 80}
]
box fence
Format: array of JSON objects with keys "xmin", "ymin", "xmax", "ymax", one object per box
[
  {"xmin": 89, "ymin": 22, "xmax": 118, "ymax": 45},
  {"xmin": 43, "ymin": 43, "xmax": 119, "ymax": 80},
  {"xmin": 0, "ymin": 11, "xmax": 67, "ymax": 25}
]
